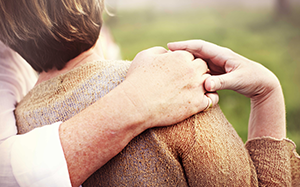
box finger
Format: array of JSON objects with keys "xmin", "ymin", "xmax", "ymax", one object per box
[
  {"xmin": 193, "ymin": 58, "xmax": 208, "ymax": 75},
  {"xmin": 203, "ymin": 96, "xmax": 212, "ymax": 111},
  {"xmin": 206, "ymin": 92, "xmax": 219, "ymax": 107},
  {"xmin": 204, "ymin": 73, "xmax": 236, "ymax": 92},
  {"xmin": 170, "ymin": 50, "xmax": 195, "ymax": 61},
  {"xmin": 168, "ymin": 40, "xmax": 234, "ymax": 67},
  {"xmin": 168, "ymin": 40, "xmax": 222, "ymax": 58},
  {"xmin": 203, "ymin": 92, "xmax": 219, "ymax": 111}
]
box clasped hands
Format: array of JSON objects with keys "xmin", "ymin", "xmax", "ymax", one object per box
[{"xmin": 124, "ymin": 39, "xmax": 282, "ymax": 132}]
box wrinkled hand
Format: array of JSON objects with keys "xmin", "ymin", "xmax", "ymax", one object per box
[
  {"xmin": 168, "ymin": 40, "xmax": 281, "ymax": 100},
  {"xmin": 124, "ymin": 46, "xmax": 218, "ymax": 128}
]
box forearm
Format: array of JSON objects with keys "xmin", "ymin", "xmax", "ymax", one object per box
[
  {"xmin": 248, "ymin": 84, "xmax": 286, "ymax": 140},
  {"xmin": 59, "ymin": 48, "xmax": 215, "ymax": 186},
  {"xmin": 59, "ymin": 80, "xmax": 147, "ymax": 187}
]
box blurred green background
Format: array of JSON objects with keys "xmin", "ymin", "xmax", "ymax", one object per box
[{"xmin": 105, "ymin": 1, "xmax": 300, "ymax": 152}]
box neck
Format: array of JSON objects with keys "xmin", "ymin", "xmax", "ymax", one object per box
[{"xmin": 36, "ymin": 45, "xmax": 104, "ymax": 85}]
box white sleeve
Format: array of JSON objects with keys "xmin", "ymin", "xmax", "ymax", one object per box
[{"xmin": 0, "ymin": 41, "xmax": 71, "ymax": 187}]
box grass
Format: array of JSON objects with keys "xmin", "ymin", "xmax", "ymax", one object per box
[{"xmin": 106, "ymin": 6, "xmax": 300, "ymax": 152}]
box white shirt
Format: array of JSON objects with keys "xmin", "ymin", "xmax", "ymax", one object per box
[{"xmin": 0, "ymin": 41, "xmax": 71, "ymax": 187}]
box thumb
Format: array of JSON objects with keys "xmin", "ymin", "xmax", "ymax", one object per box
[{"xmin": 205, "ymin": 73, "xmax": 236, "ymax": 92}]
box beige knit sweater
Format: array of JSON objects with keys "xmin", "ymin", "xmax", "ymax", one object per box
[{"xmin": 15, "ymin": 60, "xmax": 300, "ymax": 186}]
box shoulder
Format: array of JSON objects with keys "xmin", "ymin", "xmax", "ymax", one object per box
[
  {"xmin": 15, "ymin": 60, "xmax": 131, "ymax": 133},
  {"xmin": 19, "ymin": 60, "xmax": 130, "ymax": 107}
]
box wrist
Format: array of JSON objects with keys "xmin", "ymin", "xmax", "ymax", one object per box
[
  {"xmin": 104, "ymin": 80, "xmax": 149, "ymax": 137},
  {"xmin": 249, "ymin": 67, "xmax": 281, "ymax": 101},
  {"xmin": 250, "ymin": 81, "xmax": 281, "ymax": 107},
  {"xmin": 248, "ymin": 84, "xmax": 286, "ymax": 140}
]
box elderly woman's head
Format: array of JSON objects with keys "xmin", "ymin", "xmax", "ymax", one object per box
[{"xmin": 0, "ymin": 0, "xmax": 104, "ymax": 72}]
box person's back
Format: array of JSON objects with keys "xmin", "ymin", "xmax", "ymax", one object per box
[{"xmin": 15, "ymin": 59, "xmax": 258, "ymax": 186}]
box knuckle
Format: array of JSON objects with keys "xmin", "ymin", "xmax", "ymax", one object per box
[
  {"xmin": 194, "ymin": 58, "xmax": 206, "ymax": 64},
  {"xmin": 153, "ymin": 46, "xmax": 168, "ymax": 52},
  {"xmin": 170, "ymin": 51, "xmax": 183, "ymax": 58},
  {"xmin": 192, "ymin": 59, "xmax": 208, "ymax": 75},
  {"xmin": 173, "ymin": 50, "xmax": 193, "ymax": 59},
  {"xmin": 198, "ymin": 59, "xmax": 208, "ymax": 69}
]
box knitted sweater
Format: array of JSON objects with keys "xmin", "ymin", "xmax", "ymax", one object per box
[{"xmin": 15, "ymin": 60, "xmax": 300, "ymax": 186}]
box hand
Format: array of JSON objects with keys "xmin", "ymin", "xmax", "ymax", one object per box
[
  {"xmin": 168, "ymin": 40, "xmax": 281, "ymax": 100},
  {"xmin": 168, "ymin": 40, "xmax": 286, "ymax": 139},
  {"xmin": 124, "ymin": 46, "xmax": 218, "ymax": 128}
]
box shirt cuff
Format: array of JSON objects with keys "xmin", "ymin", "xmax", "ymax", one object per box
[
  {"xmin": 10, "ymin": 122, "xmax": 72, "ymax": 187},
  {"xmin": 245, "ymin": 137, "xmax": 293, "ymax": 186}
]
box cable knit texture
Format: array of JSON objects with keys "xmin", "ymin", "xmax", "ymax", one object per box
[{"xmin": 15, "ymin": 60, "xmax": 300, "ymax": 186}]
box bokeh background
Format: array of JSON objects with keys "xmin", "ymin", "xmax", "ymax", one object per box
[{"xmin": 104, "ymin": 0, "xmax": 300, "ymax": 152}]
